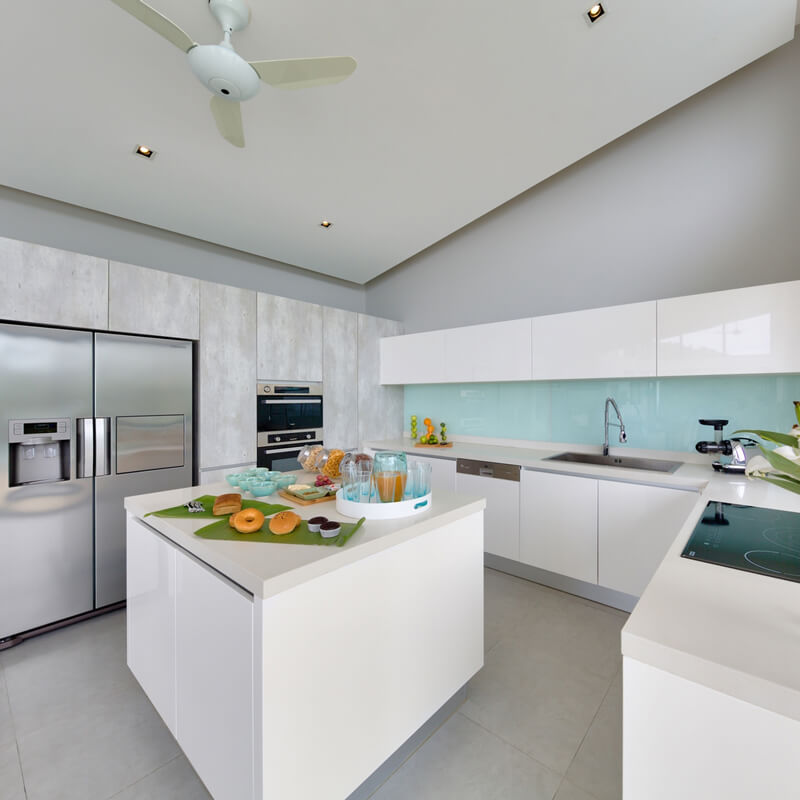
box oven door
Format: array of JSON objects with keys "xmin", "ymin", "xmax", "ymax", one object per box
[
  {"xmin": 257, "ymin": 442, "xmax": 323, "ymax": 471},
  {"xmin": 257, "ymin": 396, "xmax": 323, "ymax": 433}
]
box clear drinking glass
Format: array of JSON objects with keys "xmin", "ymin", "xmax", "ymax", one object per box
[
  {"xmin": 373, "ymin": 451, "xmax": 407, "ymax": 503},
  {"xmin": 413, "ymin": 461, "xmax": 432, "ymax": 498},
  {"xmin": 340, "ymin": 462, "xmax": 358, "ymax": 501}
]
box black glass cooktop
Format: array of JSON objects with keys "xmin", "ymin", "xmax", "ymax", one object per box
[{"xmin": 681, "ymin": 501, "xmax": 800, "ymax": 583}]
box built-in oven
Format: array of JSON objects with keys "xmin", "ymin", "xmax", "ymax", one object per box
[{"xmin": 256, "ymin": 382, "xmax": 323, "ymax": 470}]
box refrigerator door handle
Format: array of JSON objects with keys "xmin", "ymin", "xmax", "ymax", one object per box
[
  {"xmin": 76, "ymin": 418, "xmax": 94, "ymax": 478},
  {"xmin": 95, "ymin": 417, "xmax": 111, "ymax": 477}
]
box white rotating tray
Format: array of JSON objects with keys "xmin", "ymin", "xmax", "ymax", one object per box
[{"xmin": 336, "ymin": 490, "xmax": 432, "ymax": 520}]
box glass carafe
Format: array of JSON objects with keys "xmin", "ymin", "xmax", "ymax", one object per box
[{"xmin": 373, "ymin": 451, "xmax": 408, "ymax": 503}]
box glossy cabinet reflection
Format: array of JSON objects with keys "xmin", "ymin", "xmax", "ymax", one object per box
[{"xmin": 657, "ymin": 281, "xmax": 800, "ymax": 376}]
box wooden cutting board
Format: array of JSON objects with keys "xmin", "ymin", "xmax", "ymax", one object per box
[
  {"xmin": 278, "ymin": 489, "xmax": 337, "ymax": 506},
  {"xmin": 414, "ymin": 442, "xmax": 454, "ymax": 448}
]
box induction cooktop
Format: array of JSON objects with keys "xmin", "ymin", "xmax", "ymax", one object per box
[{"xmin": 681, "ymin": 501, "xmax": 800, "ymax": 583}]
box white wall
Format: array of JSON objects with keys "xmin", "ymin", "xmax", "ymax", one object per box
[
  {"xmin": 365, "ymin": 34, "xmax": 800, "ymax": 332},
  {"xmin": 0, "ymin": 185, "xmax": 365, "ymax": 314}
]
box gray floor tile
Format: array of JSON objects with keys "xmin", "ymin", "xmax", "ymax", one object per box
[
  {"xmin": 0, "ymin": 664, "xmax": 15, "ymax": 748},
  {"xmin": 0, "ymin": 739, "xmax": 25, "ymax": 800},
  {"xmin": 370, "ymin": 711, "xmax": 562, "ymax": 800},
  {"xmin": 564, "ymin": 673, "xmax": 622, "ymax": 800},
  {"xmin": 108, "ymin": 755, "xmax": 212, "ymax": 800},
  {"xmin": 554, "ymin": 778, "xmax": 600, "ymax": 800},
  {"xmin": 17, "ymin": 687, "xmax": 179, "ymax": 800}
]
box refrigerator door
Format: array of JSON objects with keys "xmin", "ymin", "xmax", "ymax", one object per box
[
  {"xmin": 94, "ymin": 333, "xmax": 193, "ymax": 607},
  {"xmin": 0, "ymin": 323, "xmax": 95, "ymax": 640}
]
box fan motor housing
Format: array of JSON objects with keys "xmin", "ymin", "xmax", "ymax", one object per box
[{"xmin": 187, "ymin": 44, "xmax": 260, "ymax": 101}]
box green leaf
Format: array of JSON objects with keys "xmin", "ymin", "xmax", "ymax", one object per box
[
  {"xmin": 758, "ymin": 446, "xmax": 800, "ymax": 481},
  {"xmin": 733, "ymin": 429, "xmax": 798, "ymax": 448},
  {"xmin": 795, "ymin": 401, "xmax": 800, "ymax": 427},
  {"xmin": 756, "ymin": 475, "xmax": 800, "ymax": 496}
]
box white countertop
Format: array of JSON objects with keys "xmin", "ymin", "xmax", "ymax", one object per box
[
  {"xmin": 368, "ymin": 436, "xmax": 800, "ymax": 722},
  {"xmin": 125, "ymin": 473, "xmax": 485, "ymax": 601}
]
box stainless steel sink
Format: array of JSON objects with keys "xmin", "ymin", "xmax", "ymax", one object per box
[{"xmin": 544, "ymin": 452, "xmax": 682, "ymax": 474}]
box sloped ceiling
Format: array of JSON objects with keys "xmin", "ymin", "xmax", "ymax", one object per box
[{"xmin": 0, "ymin": 1, "xmax": 795, "ymax": 283}]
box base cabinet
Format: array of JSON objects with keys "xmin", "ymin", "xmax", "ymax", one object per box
[
  {"xmin": 519, "ymin": 470, "xmax": 598, "ymax": 584},
  {"xmin": 409, "ymin": 454, "xmax": 456, "ymax": 494},
  {"xmin": 454, "ymin": 470, "xmax": 519, "ymax": 560},
  {"xmin": 599, "ymin": 482, "xmax": 698, "ymax": 596}
]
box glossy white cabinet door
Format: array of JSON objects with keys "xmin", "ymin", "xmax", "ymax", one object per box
[
  {"xmin": 657, "ymin": 281, "xmax": 800, "ymax": 375},
  {"xmin": 175, "ymin": 550, "xmax": 254, "ymax": 800},
  {"xmin": 380, "ymin": 329, "xmax": 445, "ymax": 384},
  {"xmin": 454, "ymin": 471, "xmax": 519, "ymax": 560},
  {"xmin": 519, "ymin": 470, "xmax": 598, "ymax": 584},
  {"xmin": 408, "ymin": 454, "xmax": 456, "ymax": 494},
  {"xmin": 126, "ymin": 516, "xmax": 176, "ymax": 735},
  {"xmin": 532, "ymin": 301, "xmax": 656, "ymax": 379},
  {"xmin": 443, "ymin": 319, "xmax": 533, "ymax": 382},
  {"xmin": 598, "ymin": 481, "xmax": 698, "ymax": 597}
]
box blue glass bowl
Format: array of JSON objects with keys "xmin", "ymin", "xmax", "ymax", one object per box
[
  {"xmin": 249, "ymin": 481, "xmax": 276, "ymax": 497},
  {"xmin": 226, "ymin": 473, "xmax": 243, "ymax": 486},
  {"xmin": 274, "ymin": 474, "xmax": 296, "ymax": 489}
]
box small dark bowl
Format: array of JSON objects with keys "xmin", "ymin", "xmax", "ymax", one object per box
[
  {"xmin": 308, "ymin": 516, "xmax": 328, "ymax": 533},
  {"xmin": 319, "ymin": 521, "xmax": 341, "ymax": 538}
]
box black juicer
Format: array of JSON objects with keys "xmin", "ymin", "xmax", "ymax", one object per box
[{"xmin": 694, "ymin": 419, "xmax": 758, "ymax": 474}]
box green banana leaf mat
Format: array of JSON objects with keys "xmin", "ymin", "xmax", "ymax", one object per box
[
  {"xmin": 194, "ymin": 516, "xmax": 366, "ymax": 547},
  {"xmin": 145, "ymin": 495, "xmax": 290, "ymax": 520}
]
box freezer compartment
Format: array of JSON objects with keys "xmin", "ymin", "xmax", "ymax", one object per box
[{"xmin": 116, "ymin": 415, "xmax": 185, "ymax": 474}]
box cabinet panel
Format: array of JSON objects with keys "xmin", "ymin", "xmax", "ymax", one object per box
[
  {"xmin": 599, "ymin": 482, "xmax": 697, "ymax": 597},
  {"xmin": 199, "ymin": 281, "xmax": 256, "ymax": 468},
  {"xmin": 109, "ymin": 261, "xmax": 199, "ymax": 339},
  {"xmin": 176, "ymin": 551, "xmax": 254, "ymax": 800},
  {"xmin": 322, "ymin": 306, "xmax": 358, "ymax": 449},
  {"xmin": 257, "ymin": 293, "xmax": 322, "ymax": 382},
  {"xmin": 359, "ymin": 315, "xmax": 404, "ymax": 445},
  {"xmin": 520, "ymin": 470, "xmax": 598, "ymax": 583},
  {"xmin": 126, "ymin": 516, "xmax": 176, "ymax": 735},
  {"xmin": 379, "ymin": 329, "xmax": 443, "ymax": 384},
  {"xmin": 454, "ymin": 471, "xmax": 519, "ymax": 560},
  {"xmin": 532, "ymin": 302, "xmax": 656, "ymax": 379},
  {"xmin": 657, "ymin": 281, "xmax": 800, "ymax": 376},
  {"xmin": 443, "ymin": 319, "xmax": 533, "ymax": 382},
  {"xmin": 0, "ymin": 236, "xmax": 108, "ymax": 329},
  {"xmin": 407, "ymin": 454, "xmax": 456, "ymax": 494}
]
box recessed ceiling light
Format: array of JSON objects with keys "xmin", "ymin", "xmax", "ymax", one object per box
[
  {"xmin": 320, "ymin": 220, "xmax": 333, "ymax": 228},
  {"xmin": 134, "ymin": 145, "xmax": 156, "ymax": 159},
  {"xmin": 587, "ymin": 3, "xmax": 605, "ymax": 22}
]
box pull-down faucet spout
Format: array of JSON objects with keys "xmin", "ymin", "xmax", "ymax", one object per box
[{"xmin": 603, "ymin": 397, "xmax": 627, "ymax": 456}]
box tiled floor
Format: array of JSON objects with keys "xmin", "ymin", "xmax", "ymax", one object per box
[{"xmin": 0, "ymin": 568, "xmax": 625, "ymax": 800}]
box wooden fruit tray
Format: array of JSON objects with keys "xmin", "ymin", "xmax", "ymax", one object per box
[
  {"xmin": 414, "ymin": 442, "xmax": 454, "ymax": 448},
  {"xmin": 278, "ymin": 489, "xmax": 337, "ymax": 506}
]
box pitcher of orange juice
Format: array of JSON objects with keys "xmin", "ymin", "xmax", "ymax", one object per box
[{"xmin": 373, "ymin": 451, "xmax": 408, "ymax": 503}]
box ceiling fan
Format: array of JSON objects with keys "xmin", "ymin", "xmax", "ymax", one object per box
[{"xmin": 110, "ymin": 0, "xmax": 357, "ymax": 148}]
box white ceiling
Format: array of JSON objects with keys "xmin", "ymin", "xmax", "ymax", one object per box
[{"xmin": 0, "ymin": 1, "xmax": 796, "ymax": 284}]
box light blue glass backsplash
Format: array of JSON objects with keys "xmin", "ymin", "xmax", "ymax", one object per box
[{"xmin": 405, "ymin": 376, "xmax": 800, "ymax": 453}]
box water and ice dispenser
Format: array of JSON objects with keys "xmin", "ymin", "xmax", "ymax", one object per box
[{"xmin": 8, "ymin": 418, "xmax": 71, "ymax": 486}]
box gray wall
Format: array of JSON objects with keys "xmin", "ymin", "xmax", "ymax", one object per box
[
  {"xmin": 0, "ymin": 185, "xmax": 365, "ymax": 313},
  {"xmin": 365, "ymin": 34, "xmax": 800, "ymax": 333}
]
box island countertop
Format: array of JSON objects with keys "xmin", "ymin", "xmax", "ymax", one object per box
[{"xmin": 124, "ymin": 474, "xmax": 485, "ymax": 600}]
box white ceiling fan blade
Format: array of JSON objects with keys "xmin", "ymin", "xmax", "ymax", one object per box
[
  {"xmin": 249, "ymin": 56, "xmax": 357, "ymax": 90},
  {"xmin": 109, "ymin": 0, "xmax": 196, "ymax": 53},
  {"xmin": 209, "ymin": 96, "xmax": 245, "ymax": 148}
]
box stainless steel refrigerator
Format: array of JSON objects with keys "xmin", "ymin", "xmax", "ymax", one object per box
[{"xmin": 0, "ymin": 322, "xmax": 193, "ymax": 643}]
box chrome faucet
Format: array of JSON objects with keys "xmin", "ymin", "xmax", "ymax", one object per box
[{"xmin": 603, "ymin": 397, "xmax": 627, "ymax": 456}]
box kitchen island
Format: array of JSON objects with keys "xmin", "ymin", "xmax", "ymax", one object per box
[{"xmin": 124, "ymin": 479, "xmax": 485, "ymax": 800}]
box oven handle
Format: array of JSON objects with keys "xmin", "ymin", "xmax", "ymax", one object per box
[
  {"xmin": 260, "ymin": 443, "xmax": 323, "ymax": 455},
  {"xmin": 259, "ymin": 398, "xmax": 322, "ymax": 405}
]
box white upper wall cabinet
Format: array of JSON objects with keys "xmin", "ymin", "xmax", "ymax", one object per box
[
  {"xmin": 657, "ymin": 281, "xmax": 800, "ymax": 376},
  {"xmin": 257, "ymin": 293, "xmax": 323, "ymax": 383},
  {"xmin": 0, "ymin": 236, "xmax": 108, "ymax": 330},
  {"xmin": 443, "ymin": 319, "xmax": 533, "ymax": 383},
  {"xmin": 380, "ymin": 329, "xmax": 445, "ymax": 385},
  {"xmin": 109, "ymin": 261, "xmax": 199, "ymax": 339},
  {"xmin": 532, "ymin": 302, "xmax": 656, "ymax": 380}
]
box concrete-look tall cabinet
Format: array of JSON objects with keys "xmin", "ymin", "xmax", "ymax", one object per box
[
  {"xmin": 358, "ymin": 314, "xmax": 403, "ymax": 444},
  {"xmin": 322, "ymin": 306, "xmax": 358, "ymax": 449},
  {"xmin": 0, "ymin": 236, "xmax": 108, "ymax": 329},
  {"xmin": 199, "ymin": 282, "xmax": 257, "ymax": 470}
]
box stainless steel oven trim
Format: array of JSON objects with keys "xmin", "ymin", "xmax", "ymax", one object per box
[
  {"xmin": 259, "ymin": 444, "xmax": 321, "ymax": 456},
  {"xmin": 258, "ymin": 397, "xmax": 322, "ymax": 406},
  {"xmin": 257, "ymin": 429, "xmax": 324, "ymax": 448}
]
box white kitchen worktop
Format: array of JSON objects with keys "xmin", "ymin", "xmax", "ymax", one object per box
[
  {"xmin": 370, "ymin": 437, "xmax": 800, "ymax": 722},
  {"xmin": 124, "ymin": 473, "xmax": 485, "ymax": 600}
]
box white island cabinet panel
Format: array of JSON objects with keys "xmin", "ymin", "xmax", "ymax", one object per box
[
  {"xmin": 175, "ymin": 550, "xmax": 254, "ymax": 800},
  {"xmin": 199, "ymin": 281, "xmax": 256, "ymax": 468},
  {"xmin": 532, "ymin": 301, "xmax": 656, "ymax": 379},
  {"xmin": 379, "ymin": 329, "xmax": 444, "ymax": 384},
  {"xmin": 109, "ymin": 261, "xmax": 199, "ymax": 339},
  {"xmin": 257, "ymin": 293, "xmax": 322, "ymax": 382},
  {"xmin": 323, "ymin": 306, "xmax": 358, "ymax": 449},
  {"xmin": 520, "ymin": 470, "xmax": 598, "ymax": 584},
  {"xmin": 598, "ymin": 481, "xmax": 698, "ymax": 597},
  {"xmin": 657, "ymin": 280, "xmax": 800, "ymax": 375},
  {"xmin": 126, "ymin": 516, "xmax": 176, "ymax": 735},
  {"xmin": 443, "ymin": 318, "xmax": 533, "ymax": 382},
  {"xmin": 0, "ymin": 236, "xmax": 108, "ymax": 329}
]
